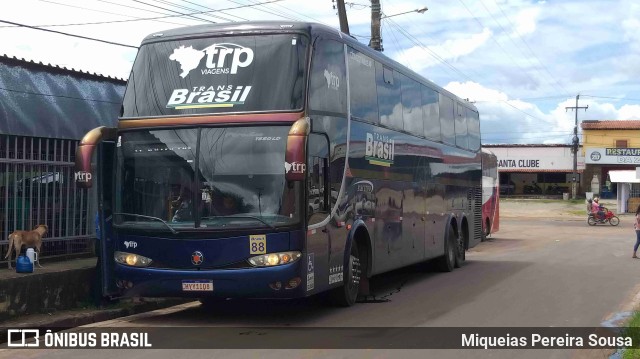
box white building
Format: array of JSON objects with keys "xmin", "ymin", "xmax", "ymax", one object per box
[{"xmin": 484, "ymin": 144, "xmax": 585, "ymax": 196}]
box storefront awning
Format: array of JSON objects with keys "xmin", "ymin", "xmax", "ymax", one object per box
[{"xmin": 608, "ymin": 170, "xmax": 640, "ymax": 183}]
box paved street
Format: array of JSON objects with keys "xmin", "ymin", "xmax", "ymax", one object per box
[{"xmin": 3, "ymin": 204, "xmax": 638, "ymax": 359}]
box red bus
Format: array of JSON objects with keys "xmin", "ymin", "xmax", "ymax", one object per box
[
  {"xmin": 75, "ymin": 22, "xmax": 483, "ymax": 306},
  {"xmin": 481, "ymin": 149, "xmax": 499, "ymax": 240}
]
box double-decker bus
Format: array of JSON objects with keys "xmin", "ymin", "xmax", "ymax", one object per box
[
  {"xmin": 481, "ymin": 149, "xmax": 499, "ymax": 240},
  {"xmin": 75, "ymin": 22, "xmax": 483, "ymax": 306}
]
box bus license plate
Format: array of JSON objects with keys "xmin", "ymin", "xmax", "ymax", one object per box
[{"xmin": 182, "ymin": 280, "xmax": 214, "ymax": 292}]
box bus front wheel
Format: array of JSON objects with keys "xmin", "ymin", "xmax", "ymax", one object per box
[{"xmin": 328, "ymin": 242, "xmax": 361, "ymax": 307}]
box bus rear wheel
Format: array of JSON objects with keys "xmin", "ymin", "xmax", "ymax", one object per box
[
  {"xmin": 482, "ymin": 218, "xmax": 491, "ymax": 241},
  {"xmin": 328, "ymin": 242, "xmax": 361, "ymax": 307},
  {"xmin": 436, "ymin": 227, "xmax": 456, "ymax": 272},
  {"xmin": 454, "ymin": 232, "xmax": 465, "ymax": 268}
]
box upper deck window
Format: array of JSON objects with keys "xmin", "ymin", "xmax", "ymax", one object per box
[{"xmin": 122, "ymin": 34, "xmax": 308, "ymax": 117}]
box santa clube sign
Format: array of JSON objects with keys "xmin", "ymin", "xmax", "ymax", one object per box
[
  {"xmin": 496, "ymin": 157, "xmax": 577, "ymax": 171},
  {"xmin": 498, "ymin": 159, "xmax": 540, "ymax": 169}
]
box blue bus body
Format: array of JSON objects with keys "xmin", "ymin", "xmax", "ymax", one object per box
[{"xmin": 78, "ymin": 22, "xmax": 482, "ymax": 306}]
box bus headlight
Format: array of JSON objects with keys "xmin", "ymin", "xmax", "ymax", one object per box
[
  {"xmin": 115, "ymin": 251, "xmax": 153, "ymax": 267},
  {"xmin": 248, "ymin": 251, "xmax": 301, "ymax": 267}
]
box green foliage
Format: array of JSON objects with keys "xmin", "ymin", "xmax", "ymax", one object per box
[{"xmin": 622, "ymin": 312, "xmax": 640, "ymax": 358}]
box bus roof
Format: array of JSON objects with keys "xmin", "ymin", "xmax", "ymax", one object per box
[
  {"xmin": 140, "ymin": 21, "xmax": 477, "ymax": 113},
  {"xmin": 140, "ymin": 21, "xmax": 327, "ymax": 44}
]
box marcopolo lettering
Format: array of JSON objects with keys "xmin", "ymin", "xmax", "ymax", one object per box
[{"xmin": 365, "ymin": 132, "xmax": 395, "ymax": 167}]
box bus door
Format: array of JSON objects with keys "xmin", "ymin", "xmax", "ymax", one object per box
[
  {"xmin": 305, "ymin": 133, "xmax": 331, "ymax": 293},
  {"xmin": 95, "ymin": 140, "xmax": 117, "ymax": 297}
]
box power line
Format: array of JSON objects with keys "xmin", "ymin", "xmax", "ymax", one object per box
[
  {"xmin": 476, "ymin": 0, "xmax": 568, "ymax": 96},
  {"xmin": 234, "ymin": 0, "xmax": 300, "ymax": 21},
  {"xmin": 475, "ymin": 95, "xmax": 572, "ymax": 102},
  {"xmin": 384, "ymin": 17, "xmax": 549, "ymax": 124},
  {"xmin": 0, "ymin": 19, "xmax": 138, "ymax": 48},
  {"xmin": 0, "ymin": 0, "xmax": 284, "ymax": 28},
  {"xmin": 176, "ymin": 0, "xmax": 248, "ymax": 21},
  {"xmin": 491, "ymin": 0, "xmax": 571, "ymax": 96},
  {"xmin": 581, "ymin": 95, "xmax": 640, "ymax": 103},
  {"xmin": 133, "ymin": 0, "xmax": 217, "ymax": 24},
  {"xmin": 36, "ymin": 0, "xmax": 191, "ymax": 27},
  {"xmin": 144, "ymin": 0, "xmax": 237, "ymax": 23},
  {"xmin": 457, "ymin": 0, "xmax": 542, "ymax": 91}
]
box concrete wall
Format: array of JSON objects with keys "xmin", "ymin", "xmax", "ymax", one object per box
[{"xmin": 0, "ymin": 261, "xmax": 95, "ymax": 321}]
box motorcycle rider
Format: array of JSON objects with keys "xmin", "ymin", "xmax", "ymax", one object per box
[{"xmin": 592, "ymin": 197, "xmax": 605, "ymax": 222}]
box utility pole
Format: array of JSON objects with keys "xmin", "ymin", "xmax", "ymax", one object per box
[
  {"xmin": 334, "ymin": 0, "xmax": 350, "ymax": 35},
  {"xmin": 565, "ymin": 95, "xmax": 588, "ymax": 200},
  {"xmin": 369, "ymin": 0, "xmax": 383, "ymax": 51}
]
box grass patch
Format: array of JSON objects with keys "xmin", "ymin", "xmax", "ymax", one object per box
[
  {"xmin": 567, "ymin": 210, "xmax": 588, "ymax": 216},
  {"xmin": 502, "ymin": 198, "xmax": 585, "ymax": 205},
  {"xmin": 622, "ymin": 312, "xmax": 640, "ymax": 358}
]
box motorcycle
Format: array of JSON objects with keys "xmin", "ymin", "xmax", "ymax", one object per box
[
  {"xmin": 587, "ymin": 207, "xmax": 620, "ymax": 226},
  {"xmin": 546, "ymin": 183, "xmax": 568, "ymax": 195},
  {"xmin": 523, "ymin": 181, "xmax": 542, "ymax": 194}
]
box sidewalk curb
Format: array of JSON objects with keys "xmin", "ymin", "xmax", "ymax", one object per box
[{"xmin": 1, "ymin": 298, "xmax": 187, "ymax": 329}]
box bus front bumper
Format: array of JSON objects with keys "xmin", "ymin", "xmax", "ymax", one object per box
[{"xmin": 113, "ymin": 261, "xmax": 306, "ymax": 299}]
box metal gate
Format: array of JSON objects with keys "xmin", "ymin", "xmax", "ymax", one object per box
[{"xmin": 0, "ymin": 135, "xmax": 95, "ymax": 263}]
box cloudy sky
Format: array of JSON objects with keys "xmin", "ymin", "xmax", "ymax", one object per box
[{"xmin": 2, "ymin": 0, "xmax": 640, "ymax": 144}]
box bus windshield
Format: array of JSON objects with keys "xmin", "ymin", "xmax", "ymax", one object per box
[
  {"xmin": 115, "ymin": 126, "xmax": 300, "ymax": 231},
  {"xmin": 122, "ymin": 34, "xmax": 308, "ymax": 117}
]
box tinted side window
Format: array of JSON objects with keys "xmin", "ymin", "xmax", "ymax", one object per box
[
  {"xmin": 400, "ymin": 74, "xmax": 423, "ymax": 135},
  {"xmin": 309, "ymin": 39, "xmax": 347, "ymax": 114},
  {"xmin": 467, "ymin": 108, "xmax": 481, "ymax": 150},
  {"xmin": 307, "ymin": 133, "xmax": 330, "ymax": 225},
  {"xmin": 377, "ymin": 62, "xmax": 403, "ymax": 131},
  {"xmin": 347, "ymin": 48, "xmax": 378, "ymax": 123},
  {"xmin": 439, "ymin": 95, "xmax": 455, "ymax": 145},
  {"xmin": 422, "ymin": 86, "xmax": 440, "ymax": 140},
  {"xmin": 455, "ymin": 103, "xmax": 468, "ymax": 149}
]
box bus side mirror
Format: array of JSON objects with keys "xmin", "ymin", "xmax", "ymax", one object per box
[
  {"xmin": 75, "ymin": 126, "xmax": 117, "ymax": 188},
  {"xmin": 285, "ymin": 118, "xmax": 310, "ymax": 182}
]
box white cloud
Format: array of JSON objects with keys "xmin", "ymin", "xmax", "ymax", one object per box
[
  {"xmin": 511, "ymin": 7, "xmax": 541, "ymax": 36},
  {"xmin": 617, "ymin": 105, "xmax": 640, "ymax": 120},
  {"xmin": 396, "ymin": 28, "xmax": 492, "ymax": 73}
]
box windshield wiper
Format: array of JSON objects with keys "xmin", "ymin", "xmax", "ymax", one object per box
[
  {"xmin": 114, "ymin": 212, "xmax": 179, "ymax": 234},
  {"xmin": 201, "ymin": 215, "xmax": 275, "ymax": 229}
]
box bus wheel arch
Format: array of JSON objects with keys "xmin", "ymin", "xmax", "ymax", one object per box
[
  {"xmin": 352, "ymin": 224, "xmax": 372, "ymax": 279},
  {"xmin": 329, "ymin": 221, "xmax": 370, "ymax": 306}
]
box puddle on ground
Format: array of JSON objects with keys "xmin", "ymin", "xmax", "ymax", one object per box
[{"xmin": 602, "ymin": 311, "xmax": 633, "ymax": 358}]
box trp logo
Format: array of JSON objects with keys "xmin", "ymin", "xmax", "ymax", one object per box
[
  {"xmin": 74, "ymin": 171, "xmax": 92, "ymax": 182},
  {"xmin": 284, "ymin": 161, "xmax": 306, "ymax": 174}
]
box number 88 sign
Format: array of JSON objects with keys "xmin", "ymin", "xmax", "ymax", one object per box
[{"xmin": 250, "ymin": 234, "xmax": 266, "ymax": 254}]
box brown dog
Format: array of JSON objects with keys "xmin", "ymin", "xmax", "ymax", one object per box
[{"xmin": 4, "ymin": 224, "xmax": 47, "ymax": 269}]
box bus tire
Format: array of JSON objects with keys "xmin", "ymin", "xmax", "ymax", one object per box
[
  {"xmin": 328, "ymin": 241, "xmax": 362, "ymax": 307},
  {"xmin": 454, "ymin": 232, "xmax": 465, "ymax": 268},
  {"xmin": 482, "ymin": 218, "xmax": 491, "ymax": 241},
  {"xmin": 436, "ymin": 227, "xmax": 456, "ymax": 272}
]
